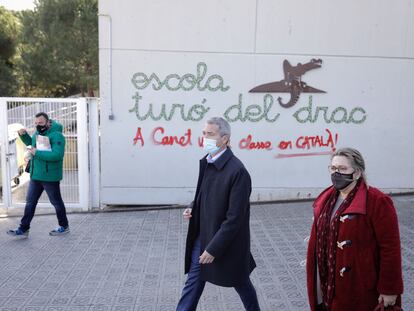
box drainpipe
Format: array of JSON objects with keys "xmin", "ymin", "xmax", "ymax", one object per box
[{"xmin": 98, "ymin": 13, "xmax": 114, "ymax": 120}]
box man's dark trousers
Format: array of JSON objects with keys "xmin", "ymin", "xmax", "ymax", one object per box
[
  {"xmin": 176, "ymin": 237, "xmax": 261, "ymax": 311},
  {"xmin": 20, "ymin": 179, "xmax": 68, "ymax": 232}
]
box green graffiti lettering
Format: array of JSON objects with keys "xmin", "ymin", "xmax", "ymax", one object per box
[
  {"xmin": 224, "ymin": 94, "xmax": 280, "ymax": 123},
  {"xmin": 196, "ymin": 62, "xmax": 208, "ymax": 91},
  {"xmin": 314, "ymin": 106, "xmax": 330, "ymax": 123},
  {"xmin": 244, "ymin": 104, "xmax": 263, "ymax": 122},
  {"xmin": 349, "ymin": 107, "xmax": 367, "ymax": 124},
  {"xmin": 149, "ymin": 73, "xmax": 163, "ymax": 91},
  {"xmin": 188, "ymin": 99, "xmax": 209, "ymax": 121},
  {"xmin": 129, "ymin": 92, "xmax": 210, "ymax": 121},
  {"xmin": 263, "ymin": 95, "xmax": 279, "ymax": 122},
  {"xmin": 181, "ymin": 73, "xmax": 196, "ymax": 91},
  {"xmin": 224, "ymin": 94, "xmax": 243, "ymax": 122},
  {"xmin": 205, "ymin": 74, "xmax": 229, "ymax": 92},
  {"xmin": 292, "ymin": 96, "xmax": 313, "ymax": 123},
  {"xmin": 165, "ymin": 74, "xmax": 181, "ymax": 91},
  {"xmin": 331, "ymin": 107, "xmax": 348, "ymax": 123},
  {"xmin": 131, "ymin": 72, "xmax": 149, "ymax": 89},
  {"xmin": 292, "ymin": 96, "xmax": 367, "ymax": 124},
  {"xmin": 131, "ymin": 62, "xmax": 230, "ymax": 92}
]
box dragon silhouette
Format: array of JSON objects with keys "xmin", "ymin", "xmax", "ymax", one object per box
[{"xmin": 249, "ymin": 58, "xmax": 326, "ymax": 108}]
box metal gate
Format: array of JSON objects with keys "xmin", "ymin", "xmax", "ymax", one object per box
[{"xmin": 0, "ymin": 98, "xmax": 92, "ymax": 214}]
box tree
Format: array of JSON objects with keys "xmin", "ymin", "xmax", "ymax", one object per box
[
  {"xmin": 18, "ymin": 0, "xmax": 98, "ymax": 97},
  {"xmin": 0, "ymin": 6, "xmax": 20, "ymax": 96}
]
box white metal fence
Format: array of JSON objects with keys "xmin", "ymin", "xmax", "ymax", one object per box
[{"xmin": 0, "ymin": 98, "xmax": 92, "ymax": 211}]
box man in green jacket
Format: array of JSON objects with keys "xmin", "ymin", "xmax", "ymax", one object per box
[{"xmin": 7, "ymin": 112, "xmax": 69, "ymax": 238}]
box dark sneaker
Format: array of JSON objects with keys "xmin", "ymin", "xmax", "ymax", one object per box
[
  {"xmin": 7, "ymin": 228, "xmax": 29, "ymax": 239},
  {"xmin": 49, "ymin": 226, "xmax": 70, "ymax": 236}
]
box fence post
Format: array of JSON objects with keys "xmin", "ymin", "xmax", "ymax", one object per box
[
  {"xmin": 76, "ymin": 98, "xmax": 90, "ymax": 211},
  {"xmin": 0, "ymin": 98, "xmax": 12, "ymax": 209},
  {"xmin": 88, "ymin": 98, "xmax": 100, "ymax": 209},
  {"xmin": 23, "ymin": 106, "xmax": 27, "ymax": 127}
]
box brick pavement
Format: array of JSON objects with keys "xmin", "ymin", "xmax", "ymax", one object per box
[{"xmin": 0, "ymin": 195, "xmax": 413, "ymax": 311}]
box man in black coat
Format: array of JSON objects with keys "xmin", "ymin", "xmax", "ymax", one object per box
[{"xmin": 176, "ymin": 117, "xmax": 260, "ymax": 311}]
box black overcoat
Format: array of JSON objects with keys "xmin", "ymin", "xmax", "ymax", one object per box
[{"xmin": 184, "ymin": 148, "xmax": 256, "ymax": 287}]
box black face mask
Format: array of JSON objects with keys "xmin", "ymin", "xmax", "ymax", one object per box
[
  {"xmin": 331, "ymin": 171, "xmax": 355, "ymax": 190},
  {"xmin": 36, "ymin": 124, "xmax": 48, "ymax": 134}
]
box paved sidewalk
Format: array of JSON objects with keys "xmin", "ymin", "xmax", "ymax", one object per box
[{"xmin": 0, "ymin": 196, "xmax": 413, "ymax": 311}]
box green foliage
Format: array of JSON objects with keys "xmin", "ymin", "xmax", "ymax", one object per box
[
  {"xmin": 0, "ymin": 6, "xmax": 20, "ymax": 96},
  {"xmin": 0, "ymin": 6, "xmax": 19, "ymax": 60},
  {"xmin": 0, "ymin": 0, "xmax": 98, "ymax": 97},
  {"xmin": 0, "ymin": 59, "xmax": 19, "ymax": 96}
]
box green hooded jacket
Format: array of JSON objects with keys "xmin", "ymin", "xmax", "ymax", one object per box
[{"xmin": 19, "ymin": 120, "xmax": 66, "ymax": 182}]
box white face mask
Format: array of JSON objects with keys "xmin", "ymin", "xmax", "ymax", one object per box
[{"xmin": 203, "ymin": 138, "xmax": 220, "ymax": 155}]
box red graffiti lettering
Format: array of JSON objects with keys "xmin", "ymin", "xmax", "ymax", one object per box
[
  {"xmin": 133, "ymin": 127, "xmax": 144, "ymax": 146},
  {"xmin": 275, "ymin": 151, "xmax": 333, "ymax": 159},
  {"xmin": 239, "ymin": 134, "xmax": 272, "ymax": 150},
  {"xmin": 295, "ymin": 129, "xmax": 336, "ymax": 151},
  {"xmin": 275, "ymin": 129, "xmax": 339, "ymax": 159},
  {"xmin": 151, "ymin": 127, "xmax": 192, "ymax": 147},
  {"xmin": 198, "ymin": 137, "xmax": 204, "ymax": 147},
  {"xmin": 278, "ymin": 140, "xmax": 292, "ymax": 150}
]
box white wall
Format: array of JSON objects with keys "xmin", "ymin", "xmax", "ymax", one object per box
[{"xmin": 98, "ymin": 0, "xmax": 414, "ymax": 205}]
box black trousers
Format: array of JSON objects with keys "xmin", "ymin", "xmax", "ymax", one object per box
[{"xmin": 20, "ymin": 179, "xmax": 68, "ymax": 231}]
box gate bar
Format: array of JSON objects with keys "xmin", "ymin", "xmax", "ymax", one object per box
[{"xmin": 0, "ymin": 98, "xmax": 12, "ymax": 208}]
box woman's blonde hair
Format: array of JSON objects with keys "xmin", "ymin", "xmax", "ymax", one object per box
[{"xmin": 332, "ymin": 147, "xmax": 367, "ymax": 181}]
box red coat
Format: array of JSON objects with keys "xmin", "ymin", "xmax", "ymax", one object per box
[{"xmin": 306, "ymin": 182, "xmax": 403, "ymax": 311}]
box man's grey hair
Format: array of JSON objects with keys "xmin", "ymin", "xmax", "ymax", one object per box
[
  {"xmin": 332, "ymin": 147, "xmax": 367, "ymax": 181},
  {"xmin": 206, "ymin": 117, "xmax": 231, "ymax": 137}
]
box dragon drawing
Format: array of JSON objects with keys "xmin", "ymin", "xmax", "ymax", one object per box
[{"xmin": 249, "ymin": 58, "xmax": 326, "ymax": 108}]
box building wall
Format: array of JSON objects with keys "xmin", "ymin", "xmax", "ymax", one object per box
[{"xmin": 98, "ymin": 0, "xmax": 414, "ymax": 204}]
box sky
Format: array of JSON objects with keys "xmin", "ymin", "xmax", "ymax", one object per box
[{"xmin": 0, "ymin": 0, "xmax": 35, "ymax": 11}]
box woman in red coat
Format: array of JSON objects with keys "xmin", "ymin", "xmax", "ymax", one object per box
[{"xmin": 306, "ymin": 148, "xmax": 403, "ymax": 311}]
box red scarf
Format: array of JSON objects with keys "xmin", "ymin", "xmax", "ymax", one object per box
[{"xmin": 316, "ymin": 179, "xmax": 361, "ymax": 309}]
